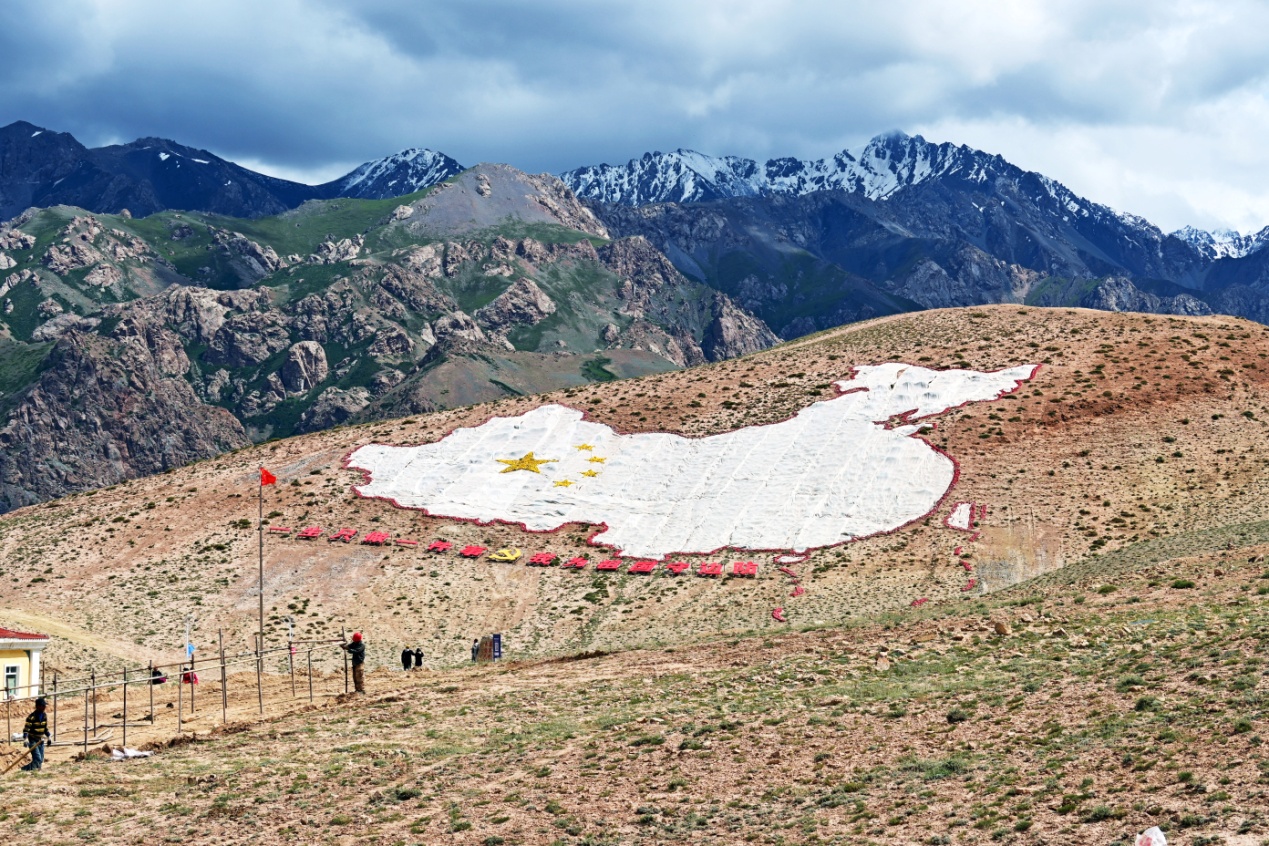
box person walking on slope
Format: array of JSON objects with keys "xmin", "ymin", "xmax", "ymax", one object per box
[
  {"xmin": 342, "ymin": 632, "xmax": 367, "ymax": 693},
  {"xmin": 412, "ymin": 647, "xmax": 424, "ymax": 670},
  {"xmin": 21, "ymin": 697, "xmax": 50, "ymax": 771},
  {"xmin": 400, "ymin": 646, "xmax": 413, "ymax": 672}
]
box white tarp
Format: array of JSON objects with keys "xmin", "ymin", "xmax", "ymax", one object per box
[
  {"xmin": 349, "ymin": 363, "xmax": 1037, "ymax": 559},
  {"xmin": 946, "ymin": 501, "xmax": 974, "ymax": 530}
]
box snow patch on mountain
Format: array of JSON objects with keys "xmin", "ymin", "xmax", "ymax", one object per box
[
  {"xmin": 1170, "ymin": 225, "xmax": 1269, "ymax": 260},
  {"xmin": 334, "ymin": 148, "xmax": 465, "ymax": 200}
]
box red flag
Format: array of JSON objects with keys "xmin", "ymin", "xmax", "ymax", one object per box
[{"xmin": 260, "ymin": 467, "xmax": 277, "ymax": 486}]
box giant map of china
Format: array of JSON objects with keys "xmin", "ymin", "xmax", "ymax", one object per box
[{"xmin": 347, "ymin": 363, "xmax": 1038, "ymax": 559}]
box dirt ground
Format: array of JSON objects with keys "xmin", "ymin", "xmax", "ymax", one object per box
[{"xmin": 4, "ymin": 528, "xmax": 1269, "ymax": 845}]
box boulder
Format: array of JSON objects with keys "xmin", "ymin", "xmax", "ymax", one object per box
[
  {"xmin": 280, "ymin": 341, "xmax": 329, "ymax": 394},
  {"xmin": 475, "ymin": 278, "xmax": 556, "ymax": 334}
]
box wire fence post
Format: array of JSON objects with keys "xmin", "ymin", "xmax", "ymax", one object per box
[
  {"xmin": 51, "ymin": 672, "xmax": 58, "ymax": 742},
  {"xmin": 190, "ymin": 657, "xmax": 195, "ymax": 715},
  {"xmin": 82, "ymin": 678, "xmax": 89, "ymax": 756},
  {"xmin": 177, "ymin": 661, "xmax": 183, "ymax": 734},
  {"xmin": 91, "ymin": 669, "xmax": 98, "ymax": 732},
  {"xmin": 341, "ymin": 628, "xmax": 349, "ymax": 694},
  {"xmin": 219, "ymin": 629, "xmax": 227, "ymax": 727},
  {"xmin": 121, "ymin": 668, "xmax": 128, "ymax": 748},
  {"xmin": 147, "ymin": 663, "xmax": 154, "ymax": 724},
  {"xmin": 307, "ymin": 647, "xmax": 314, "ymax": 703}
]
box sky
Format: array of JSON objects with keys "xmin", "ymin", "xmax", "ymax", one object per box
[{"xmin": 3, "ymin": 0, "xmax": 1269, "ymax": 233}]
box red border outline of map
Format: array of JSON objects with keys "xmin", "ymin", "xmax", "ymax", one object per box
[{"xmin": 341, "ymin": 363, "xmax": 1040, "ymax": 561}]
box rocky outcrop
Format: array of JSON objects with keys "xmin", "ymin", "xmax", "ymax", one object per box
[
  {"xmin": 0, "ymin": 228, "xmax": 35, "ymax": 251},
  {"xmin": 297, "ymin": 386, "xmax": 372, "ymax": 433},
  {"xmin": 431, "ymin": 311, "xmax": 510, "ymax": 354},
  {"xmin": 280, "ymin": 341, "xmax": 329, "ymax": 394},
  {"xmin": 43, "ymin": 241, "xmax": 101, "ymax": 274},
  {"xmin": 211, "ymin": 227, "xmax": 285, "ymax": 279},
  {"xmin": 310, "ymin": 235, "xmax": 363, "ymax": 264},
  {"xmin": 31, "ymin": 313, "xmax": 99, "ymax": 342},
  {"xmin": 475, "ymin": 278, "xmax": 556, "ymax": 333},
  {"xmin": 702, "ymin": 293, "xmax": 780, "ymax": 361},
  {"xmin": 0, "ymin": 326, "xmax": 248, "ymax": 512},
  {"xmin": 206, "ymin": 309, "xmax": 292, "ymax": 368},
  {"xmin": 1081, "ymin": 276, "xmax": 1213, "ymax": 316}
]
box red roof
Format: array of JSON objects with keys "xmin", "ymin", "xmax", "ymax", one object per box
[{"xmin": 0, "ymin": 627, "xmax": 49, "ymax": 641}]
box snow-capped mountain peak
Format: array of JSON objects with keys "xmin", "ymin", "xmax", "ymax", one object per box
[
  {"xmin": 1169, "ymin": 225, "xmax": 1269, "ymax": 260},
  {"xmin": 332, "ymin": 148, "xmax": 465, "ymax": 199},
  {"xmin": 560, "ymin": 132, "xmax": 1001, "ymax": 206}
]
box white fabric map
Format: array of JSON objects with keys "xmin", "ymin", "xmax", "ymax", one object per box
[{"xmin": 348, "ymin": 363, "xmax": 1037, "ymax": 559}]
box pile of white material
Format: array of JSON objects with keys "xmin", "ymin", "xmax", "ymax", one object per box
[
  {"xmin": 349, "ymin": 363, "xmax": 1037, "ymax": 559},
  {"xmin": 946, "ymin": 502, "xmax": 974, "ymax": 530},
  {"xmin": 110, "ymin": 746, "xmax": 152, "ymax": 760}
]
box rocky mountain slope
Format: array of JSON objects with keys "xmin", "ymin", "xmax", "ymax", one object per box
[
  {"xmin": 0, "ymin": 164, "xmax": 776, "ymax": 511},
  {"xmin": 582, "ymin": 139, "xmax": 1269, "ymax": 335}
]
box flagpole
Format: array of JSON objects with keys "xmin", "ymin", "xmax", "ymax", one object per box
[{"xmin": 258, "ymin": 467, "xmax": 264, "ymax": 662}]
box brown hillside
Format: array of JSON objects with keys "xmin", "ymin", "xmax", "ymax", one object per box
[{"xmin": 3, "ymin": 306, "xmax": 1269, "ymax": 675}]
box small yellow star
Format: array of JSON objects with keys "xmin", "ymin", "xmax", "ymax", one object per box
[
  {"xmin": 574, "ymin": 443, "xmax": 594, "ymax": 451},
  {"xmin": 497, "ymin": 452, "xmax": 556, "ymax": 473},
  {"xmin": 553, "ymin": 479, "xmax": 574, "ymax": 487},
  {"xmin": 581, "ymin": 469, "xmax": 599, "ymax": 478},
  {"xmin": 587, "ymin": 456, "xmax": 606, "ymax": 464}
]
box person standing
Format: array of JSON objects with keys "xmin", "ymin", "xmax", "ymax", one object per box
[
  {"xmin": 400, "ymin": 647, "xmax": 413, "ymax": 672},
  {"xmin": 342, "ymin": 632, "xmax": 367, "ymax": 694},
  {"xmin": 21, "ymin": 697, "xmax": 50, "ymax": 771},
  {"xmin": 412, "ymin": 647, "xmax": 424, "ymax": 670},
  {"xmin": 471, "ymin": 638, "xmax": 479, "ymax": 662}
]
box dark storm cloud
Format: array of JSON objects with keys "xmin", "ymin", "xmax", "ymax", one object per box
[{"xmin": 2, "ymin": 0, "xmax": 1269, "ymax": 230}]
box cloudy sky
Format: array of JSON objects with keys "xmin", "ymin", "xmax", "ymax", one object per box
[{"xmin": 3, "ymin": 0, "xmax": 1268, "ymax": 232}]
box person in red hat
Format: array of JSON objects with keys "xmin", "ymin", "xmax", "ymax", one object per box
[{"xmin": 341, "ymin": 632, "xmax": 366, "ymax": 693}]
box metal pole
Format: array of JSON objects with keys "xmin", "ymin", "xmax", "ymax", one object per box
[
  {"xmin": 52, "ymin": 673, "xmax": 58, "ymax": 742},
  {"xmin": 177, "ymin": 662, "xmax": 183, "ymax": 734},
  {"xmin": 83, "ymin": 677, "xmax": 89, "ymax": 755},
  {"xmin": 255, "ymin": 634, "xmax": 263, "ymax": 715},
  {"xmin": 121, "ymin": 668, "xmax": 127, "ymax": 748},
  {"xmin": 219, "ymin": 630, "xmax": 227, "ymax": 726},
  {"xmin": 287, "ymin": 616, "xmax": 295, "ymax": 699},
  {"xmin": 342, "ymin": 627, "xmax": 348, "ymax": 694},
  {"xmin": 190, "ymin": 657, "xmax": 195, "ymax": 714},
  {"xmin": 92, "ymin": 669, "xmax": 98, "ymax": 732},
  {"xmin": 147, "ymin": 663, "xmax": 153, "ymax": 723},
  {"xmin": 307, "ymin": 648, "xmax": 313, "ymax": 703},
  {"xmin": 258, "ymin": 470, "xmax": 265, "ymax": 666}
]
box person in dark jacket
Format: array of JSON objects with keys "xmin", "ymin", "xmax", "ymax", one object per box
[
  {"xmin": 471, "ymin": 638, "xmax": 480, "ymax": 662},
  {"xmin": 21, "ymin": 697, "xmax": 50, "ymax": 771},
  {"xmin": 412, "ymin": 647, "xmax": 424, "ymax": 670},
  {"xmin": 400, "ymin": 647, "xmax": 413, "ymax": 671},
  {"xmin": 342, "ymin": 632, "xmax": 367, "ymax": 693}
]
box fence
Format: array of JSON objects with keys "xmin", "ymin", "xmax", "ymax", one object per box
[{"xmin": 3, "ymin": 633, "xmax": 356, "ymax": 756}]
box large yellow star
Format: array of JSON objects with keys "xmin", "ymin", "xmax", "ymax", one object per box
[
  {"xmin": 581, "ymin": 469, "xmax": 599, "ymax": 478},
  {"xmin": 574, "ymin": 443, "xmax": 594, "ymax": 451},
  {"xmin": 553, "ymin": 479, "xmax": 574, "ymax": 487},
  {"xmin": 587, "ymin": 456, "xmax": 606, "ymax": 464},
  {"xmin": 497, "ymin": 452, "xmax": 557, "ymax": 474}
]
